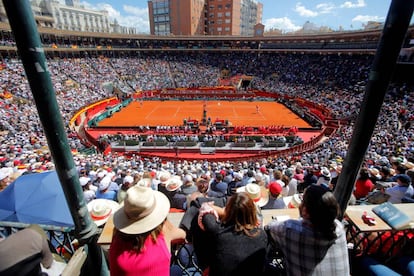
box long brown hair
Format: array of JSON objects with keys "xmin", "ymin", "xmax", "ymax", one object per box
[
  {"xmin": 302, "ymin": 185, "xmax": 340, "ymax": 240},
  {"xmin": 222, "ymin": 192, "xmax": 259, "ymax": 237},
  {"xmin": 113, "ymin": 220, "xmax": 165, "ymax": 252}
]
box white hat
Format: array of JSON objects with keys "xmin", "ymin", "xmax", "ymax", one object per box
[
  {"xmin": 79, "ymin": 176, "xmax": 91, "ymax": 187},
  {"xmin": 123, "ymin": 175, "xmax": 134, "ymax": 184},
  {"xmin": 99, "ymin": 176, "xmax": 111, "ymax": 191},
  {"xmin": 166, "ymin": 176, "xmax": 183, "ymax": 192},
  {"xmin": 88, "ymin": 199, "xmax": 120, "ymax": 227},
  {"xmin": 113, "ymin": 186, "xmax": 170, "ymax": 234},
  {"xmin": 237, "ymin": 183, "xmax": 269, "ymax": 207},
  {"xmin": 158, "ymin": 171, "xmax": 171, "ymax": 184},
  {"xmin": 136, "ymin": 178, "xmax": 152, "ymax": 188},
  {"xmin": 320, "ymin": 167, "xmax": 331, "ymax": 178},
  {"xmin": 0, "ymin": 171, "xmax": 9, "ymax": 181},
  {"xmin": 233, "ymin": 172, "xmax": 243, "ymax": 180}
]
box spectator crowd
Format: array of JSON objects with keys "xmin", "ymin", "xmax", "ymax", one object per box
[{"xmin": 0, "ymin": 51, "xmax": 414, "ymax": 275}]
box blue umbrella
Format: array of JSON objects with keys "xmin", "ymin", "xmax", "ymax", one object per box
[{"xmin": 0, "ymin": 171, "xmax": 74, "ymax": 228}]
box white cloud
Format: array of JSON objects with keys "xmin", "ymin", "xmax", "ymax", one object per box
[
  {"xmin": 341, "ymin": 0, "xmax": 366, "ymax": 8},
  {"xmin": 264, "ymin": 17, "xmax": 302, "ymax": 32},
  {"xmin": 295, "ymin": 3, "xmax": 318, "ymax": 17},
  {"xmin": 316, "ymin": 3, "xmax": 336, "ymax": 14},
  {"xmin": 117, "ymin": 5, "xmax": 149, "ymax": 33},
  {"xmin": 80, "ymin": 1, "xmax": 149, "ymax": 33},
  {"xmin": 352, "ymin": 15, "xmax": 383, "ymax": 23}
]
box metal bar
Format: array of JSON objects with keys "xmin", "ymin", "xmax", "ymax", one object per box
[
  {"xmin": 1, "ymin": 0, "xmax": 108, "ymax": 275},
  {"xmin": 334, "ymin": 0, "xmax": 414, "ymax": 216}
]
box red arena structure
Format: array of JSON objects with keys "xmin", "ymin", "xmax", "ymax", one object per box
[{"xmin": 70, "ymin": 87, "xmax": 340, "ymax": 161}]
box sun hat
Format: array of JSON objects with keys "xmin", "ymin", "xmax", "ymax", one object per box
[
  {"xmin": 123, "ymin": 175, "xmax": 134, "ymax": 184},
  {"xmin": 88, "ymin": 199, "xmax": 120, "ymax": 227},
  {"xmin": 288, "ymin": 194, "xmax": 302, "ymax": 208},
  {"xmin": 159, "ymin": 171, "xmax": 171, "ymax": 184},
  {"xmin": 237, "ymin": 183, "xmax": 269, "ymax": 207},
  {"xmin": 166, "ymin": 176, "xmax": 183, "ymax": 192},
  {"xmin": 369, "ymin": 167, "xmax": 380, "ymax": 179},
  {"xmin": 136, "ymin": 178, "xmax": 152, "ymax": 188},
  {"xmin": 404, "ymin": 162, "xmax": 414, "ymax": 170},
  {"xmin": 113, "ymin": 186, "xmax": 170, "ymax": 234},
  {"xmin": 79, "ymin": 176, "xmax": 91, "ymax": 187},
  {"xmin": 320, "ymin": 167, "xmax": 331, "ymax": 178},
  {"xmin": 99, "ymin": 176, "xmax": 111, "ymax": 191}
]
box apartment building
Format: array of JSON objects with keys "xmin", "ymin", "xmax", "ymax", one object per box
[{"xmin": 148, "ymin": 0, "xmax": 263, "ymax": 36}]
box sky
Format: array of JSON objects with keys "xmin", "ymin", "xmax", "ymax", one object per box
[{"xmin": 76, "ymin": 0, "xmax": 408, "ymax": 34}]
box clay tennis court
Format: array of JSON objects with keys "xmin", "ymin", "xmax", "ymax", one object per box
[{"xmin": 98, "ymin": 100, "xmax": 312, "ymax": 128}]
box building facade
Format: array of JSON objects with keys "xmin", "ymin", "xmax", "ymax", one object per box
[
  {"xmin": 0, "ymin": 0, "xmax": 135, "ymax": 34},
  {"xmin": 41, "ymin": 0, "xmax": 111, "ymax": 33},
  {"xmin": 148, "ymin": 0, "xmax": 263, "ymax": 36}
]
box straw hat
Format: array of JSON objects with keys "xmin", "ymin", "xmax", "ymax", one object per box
[
  {"xmin": 320, "ymin": 167, "xmax": 331, "ymax": 178},
  {"xmin": 87, "ymin": 199, "xmax": 120, "ymax": 227},
  {"xmin": 113, "ymin": 186, "xmax": 170, "ymax": 234},
  {"xmin": 159, "ymin": 171, "xmax": 171, "ymax": 185},
  {"xmin": 236, "ymin": 183, "xmax": 269, "ymax": 207},
  {"xmin": 166, "ymin": 176, "xmax": 183, "ymax": 192}
]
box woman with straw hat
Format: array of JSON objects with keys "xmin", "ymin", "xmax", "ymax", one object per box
[{"xmin": 109, "ymin": 186, "xmax": 186, "ymax": 275}]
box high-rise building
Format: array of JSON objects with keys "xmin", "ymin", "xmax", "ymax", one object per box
[{"xmin": 148, "ymin": 0, "xmax": 263, "ymax": 36}]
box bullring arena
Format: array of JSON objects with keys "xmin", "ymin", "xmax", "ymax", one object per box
[{"xmin": 1, "ymin": 19, "xmax": 414, "ymax": 275}]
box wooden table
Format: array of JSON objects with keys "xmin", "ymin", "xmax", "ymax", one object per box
[
  {"xmin": 344, "ymin": 203, "xmax": 414, "ymax": 260},
  {"xmin": 261, "ymin": 208, "xmax": 300, "ymax": 225},
  {"xmin": 345, "ymin": 205, "xmax": 392, "ymax": 232}
]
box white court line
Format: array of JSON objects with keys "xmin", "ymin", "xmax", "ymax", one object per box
[
  {"xmin": 145, "ymin": 105, "xmax": 159, "ymax": 119},
  {"xmin": 232, "ymin": 106, "xmax": 239, "ymax": 117},
  {"xmin": 173, "ymin": 106, "xmax": 181, "ymax": 118}
]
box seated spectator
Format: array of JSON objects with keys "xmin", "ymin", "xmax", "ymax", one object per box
[
  {"xmin": 87, "ymin": 198, "xmax": 120, "ymax": 227},
  {"xmin": 299, "ymin": 167, "xmax": 318, "ymax": 192},
  {"xmin": 165, "ymin": 176, "xmax": 187, "ymax": 210},
  {"xmin": 0, "ymin": 225, "xmax": 65, "ymax": 275},
  {"xmin": 117, "ymin": 175, "xmax": 134, "ymax": 203},
  {"xmin": 181, "ymin": 174, "xmax": 197, "ymax": 196},
  {"xmin": 80, "ymin": 176, "xmax": 96, "ymax": 203},
  {"xmin": 262, "ymin": 181, "xmax": 286, "ymax": 209},
  {"xmin": 208, "ymin": 173, "xmax": 227, "ymax": 198},
  {"xmin": 226, "ymin": 172, "xmax": 244, "ymax": 196},
  {"xmin": 369, "ymin": 167, "xmax": 381, "ymax": 184},
  {"xmin": 266, "ymin": 185, "xmax": 350, "ymax": 276},
  {"xmin": 284, "ymin": 168, "xmax": 298, "ymax": 196},
  {"xmin": 109, "ymin": 186, "xmax": 186, "ymax": 275},
  {"xmin": 196, "ymin": 192, "xmax": 268, "ymax": 275},
  {"xmin": 316, "ymin": 166, "xmax": 332, "ymax": 189},
  {"xmin": 354, "ymin": 167, "xmax": 375, "ymax": 200},
  {"xmin": 0, "ymin": 169, "xmax": 11, "ymax": 192},
  {"xmin": 96, "ymin": 176, "xmax": 117, "ymax": 201},
  {"xmin": 384, "ymin": 174, "xmax": 414, "ymax": 203}
]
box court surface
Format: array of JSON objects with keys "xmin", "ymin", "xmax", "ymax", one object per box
[{"xmin": 99, "ymin": 100, "xmax": 312, "ymax": 128}]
